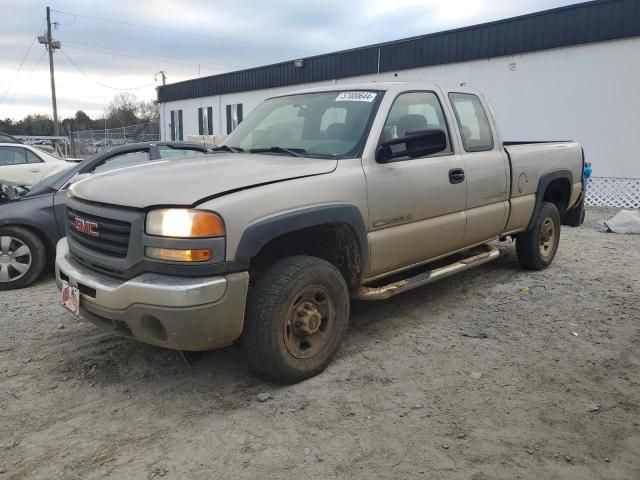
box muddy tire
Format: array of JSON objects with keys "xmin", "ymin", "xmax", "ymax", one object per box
[
  {"xmin": 244, "ymin": 256, "xmax": 350, "ymax": 384},
  {"xmin": 0, "ymin": 226, "xmax": 47, "ymax": 290},
  {"xmin": 516, "ymin": 202, "xmax": 561, "ymax": 270}
]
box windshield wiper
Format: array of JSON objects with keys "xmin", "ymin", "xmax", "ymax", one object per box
[
  {"xmin": 210, "ymin": 145, "xmax": 243, "ymax": 153},
  {"xmin": 249, "ymin": 146, "xmax": 306, "ymax": 158}
]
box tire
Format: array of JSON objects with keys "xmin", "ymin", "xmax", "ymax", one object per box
[
  {"xmin": 516, "ymin": 202, "xmax": 561, "ymax": 271},
  {"xmin": 0, "ymin": 226, "xmax": 47, "ymax": 290},
  {"xmin": 244, "ymin": 255, "xmax": 350, "ymax": 384}
]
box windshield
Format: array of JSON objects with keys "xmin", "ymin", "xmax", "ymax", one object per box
[
  {"xmin": 35, "ymin": 164, "xmax": 77, "ymax": 188},
  {"xmin": 223, "ymin": 90, "xmax": 382, "ymax": 158},
  {"xmin": 25, "ymin": 163, "xmax": 78, "ymax": 197}
]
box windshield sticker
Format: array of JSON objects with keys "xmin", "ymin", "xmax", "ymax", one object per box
[{"xmin": 335, "ymin": 91, "xmax": 377, "ymax": 103}]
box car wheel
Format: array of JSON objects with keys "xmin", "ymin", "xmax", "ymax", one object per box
[
  {"xmin": 0, "ymin": 227, "xmax": 47, "ymax": 290},
  {"xmin": 243, "ymin": 255, "xmax": 350, "ymax": 384},
  {"xmin": 516, "ymin": 201, "xmax": 561, "ymax": 271}
]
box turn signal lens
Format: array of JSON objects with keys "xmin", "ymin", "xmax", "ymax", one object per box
[
  {"xmin": 145, "ymin": 247, "xmax": 212, "ymax": 262},
  {"xmin": 146, "ymin": 209, "xmax": 225, "ymax": 238}
]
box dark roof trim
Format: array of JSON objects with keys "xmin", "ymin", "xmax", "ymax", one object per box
[{"xmin": 158, "ymin": 0, "xmax": 640, "ymax": 103}]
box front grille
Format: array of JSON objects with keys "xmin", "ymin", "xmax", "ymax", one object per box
[{"xmin": 67, "ymin": 207, "xmax": 131, "ymax": 258}]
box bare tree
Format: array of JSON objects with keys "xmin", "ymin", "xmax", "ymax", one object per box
[
  {"xmin": 137, "ymin": 100, "xmax": 160, "ymax": 123},
  {"xmin": 105, "ymin": 93, "xmax": 139, "ymax": 128}
]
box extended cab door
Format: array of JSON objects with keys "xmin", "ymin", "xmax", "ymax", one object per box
[
  {"xmin": 363, "ymin": 90, "xmax": 467, "ymax": 278},
  {"xmin": 445, "ymin": 91, "xmax": 510, "ymax": 246}
]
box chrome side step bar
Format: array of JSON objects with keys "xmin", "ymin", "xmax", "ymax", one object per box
[{"xmin": 352, "ymin": 245, "xmax": 500, "ymax": 301}]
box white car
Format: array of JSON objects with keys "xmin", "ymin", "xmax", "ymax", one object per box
[{"xmin": 0, "ymin": 143, "xmax": 73, "ymax": 185}]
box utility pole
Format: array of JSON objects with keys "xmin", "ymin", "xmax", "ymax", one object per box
[
  {"xmin": 155, "ymin": 71, "xmax": 167, "ymax": 141},
  {"xmin": 155, "ymin": 71, "xmax": 167, "ymax": 85},
  {"xmin": 39, "ymin": 7, "xmax": 61, "ymax": 136}
]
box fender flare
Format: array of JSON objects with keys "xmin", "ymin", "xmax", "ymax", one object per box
[
  {"xmin": 235, "ymin": 204, "xmax": 369, "ymax": 276},
  {"xmin": 527, "ymin": 169, "xmax": 573, "ymax": 230}
]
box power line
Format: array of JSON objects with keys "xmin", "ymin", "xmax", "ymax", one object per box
[
  {"xmin": 63, "ymin": 40, "xmax": 246, "ymax": 71},
  {"xmin": 7, "ymin": 50, "xmax": 47, "ymax": 106},
  {"xmin": 0, "ymin": 19, "xmax": 46, "ymax": 105},
  {"xmin": 50, "ymin": 9, "xmax": 318, "ymax": 55},
  {"xmin": 60, "ymin": 48, "xmax": 156, "ymax": 91}
]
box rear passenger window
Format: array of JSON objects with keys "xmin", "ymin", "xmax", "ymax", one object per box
[
  {"xmin": 26, "ymin": 150, "xmax": 43, "ymax": 163},
  {"xmin": 449, "ymin": 93, "xmax": 494, "ymax": 152},
  {"xmin": 92, "ymin": 150, "xmax": 151, "ymax": 174},
  {"xmin": 0, "ymin": 146, "xmax": 27, "ymax": 166},
  {"xmin": 381, "ymin": 91, "xmax": 452, "ymax": 158},
  {"xmin": 158, "ymin": 146, "xmax": 206, "ymax": 159}
]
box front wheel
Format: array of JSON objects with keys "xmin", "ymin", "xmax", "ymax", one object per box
[
  {"xmin": 243, "ymin": 256, "xmax": 350, "ymax": 384},
  {"xmin": 0, "ymin": 226, "xmax": 47, "ymax": 290},
  {"xmin": 516, "ymin": 201, "xmax": 561, "ymax": 270}
]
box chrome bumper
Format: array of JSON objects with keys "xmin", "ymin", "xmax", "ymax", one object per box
[{"xmin": 55, "ymin": 238, "xmax": 249, "ymax": 351}]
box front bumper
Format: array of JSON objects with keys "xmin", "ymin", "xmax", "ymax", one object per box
[{"xmin": 55, "ymin": 238, "xmax": 249, "ymax": 351}]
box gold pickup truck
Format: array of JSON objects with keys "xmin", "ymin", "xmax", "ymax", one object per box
[{"xmin": 56, "ymin": 82, "xmax": 585, "ymax": 382}]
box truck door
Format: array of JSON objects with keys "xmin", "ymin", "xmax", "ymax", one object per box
[
  {"xmin": 364, "ymin": 90, "xmax": 467, "ymax": 278},
  {"xmin": 447, "ymin": 92, "xmax": 509, "ymax": 246}
]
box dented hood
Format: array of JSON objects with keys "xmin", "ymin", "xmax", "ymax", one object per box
[{"xmin": 70, "ymin": 153, "xmax": 337, "ymax": 208}]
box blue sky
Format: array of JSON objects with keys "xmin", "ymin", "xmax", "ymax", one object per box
[{"xmin": 0, "ymin": 0, "xmax": 584, "ymax": 120}]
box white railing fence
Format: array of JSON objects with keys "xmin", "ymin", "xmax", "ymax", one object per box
[{"xmin": 586, "ymin": 177, "xmax": 640, "ymax": 209}]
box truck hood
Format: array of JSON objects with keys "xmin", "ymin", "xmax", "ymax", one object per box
[{"xmin": 70, "ymin": 153, "xmax": 338, "ymax": 208}]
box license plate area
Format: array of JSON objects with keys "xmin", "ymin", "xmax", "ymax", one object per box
[{"xmin": 61, "ymin": 280, "xmax": 80, "ymax": 316}]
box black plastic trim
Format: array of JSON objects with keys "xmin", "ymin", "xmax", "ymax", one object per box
[
  {"xmin": 70, "ymin": 250, "xmax": 249, "ymax": 280},
  {"xmin": 236, "ymin": 204, "xmax": 369, "ymax": 276},
  {"xmin": 527, "ymin": 169, "xmax": 573, "ymax": 230}
]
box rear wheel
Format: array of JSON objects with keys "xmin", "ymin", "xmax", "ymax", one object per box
[
  {"xmin": 244, "ymin": 256, "xmax": 350, "ymax": 384},
  {"xmin": 516, "ymin": 202, "xmax": 561, "ymax": 270},
  {"xmin": 0, "ymin": 227, "xmax": 47, "ymax": 290}
]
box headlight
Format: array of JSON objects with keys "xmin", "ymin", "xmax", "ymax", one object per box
[{"xmin": 146, "ymin": 209, "xmax": 225, "ymax": 238}]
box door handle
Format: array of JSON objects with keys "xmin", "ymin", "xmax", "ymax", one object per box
[
  {"xmin": 449, "ymin": 168, "xmax": 465, "ymax": 184},
  {"xmin": 30, "ymin": 169, "xmax": 41, "ymax": 173}
]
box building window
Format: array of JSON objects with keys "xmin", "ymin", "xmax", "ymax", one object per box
[
  {"xmin": 170, "ymin": 109, "xmax": 183, "ymax": 141},
  {"xmin": 198, "ymin": 106, "xmax": 213, "ymax": 135},
  {"xmin": 226, "ymin": 104, "xmax": 243, "ymax": 134}
]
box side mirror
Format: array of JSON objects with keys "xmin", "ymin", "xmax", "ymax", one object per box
[{"xmin": 376, "ymin": 128, "xmax": 447, "ymax": 163}]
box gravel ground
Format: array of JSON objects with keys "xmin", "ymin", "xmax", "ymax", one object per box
[{"xmin": 1, "ymin": 207, "xmax": 638, "ymax": 480}]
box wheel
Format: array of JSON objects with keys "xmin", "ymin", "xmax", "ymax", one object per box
[
  {"xmin": 0, "ymin": 227, "xmax": 47, "ymax": 290},
  {"xmin": 244, "ymin": 255, "xmax": 350, "ymax": 383},
  {"xmin": 516, "ymin": 202, "xmax": 561, "ymax": 270}
]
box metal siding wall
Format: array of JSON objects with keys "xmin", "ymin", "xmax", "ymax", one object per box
[
  {"xmin": 158, "ymin": 0, "xmax": 640, "ymax": 103},
  {"xmin": 158, "ymin": 36, "xmax": 639, "ymax": 180}
]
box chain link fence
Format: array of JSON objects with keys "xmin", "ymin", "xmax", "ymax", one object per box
[{"xmin": 71, "ymin": 122, "xmax": 160, "ymax": 158}]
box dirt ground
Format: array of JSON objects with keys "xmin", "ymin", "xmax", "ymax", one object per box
[{"xmin": 1, "ymin": 207, "xmax": 638, "ymax": 480}]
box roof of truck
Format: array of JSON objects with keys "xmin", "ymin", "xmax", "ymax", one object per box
[{"xmin": 279, "ymin": 82, "xmax": 480, "ymax": 98}]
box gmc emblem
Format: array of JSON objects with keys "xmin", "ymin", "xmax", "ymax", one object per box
[{"xmin": 73, "ymin": 217, "xmax": 99, "ymax": 237}]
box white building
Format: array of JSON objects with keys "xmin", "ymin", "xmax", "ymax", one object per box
[{"xmin": 158, "ymin": 0, "xmax": 640, "ymax": 207}]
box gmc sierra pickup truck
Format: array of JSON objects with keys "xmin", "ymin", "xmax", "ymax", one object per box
[{"xmin": 56, "ymin": 83, "xmax": 586, "ymax": 383}]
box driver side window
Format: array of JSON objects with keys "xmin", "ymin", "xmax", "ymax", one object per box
[{"xmin": 381, "ymin": 92, "xmax": 452, "ymax": 158}]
